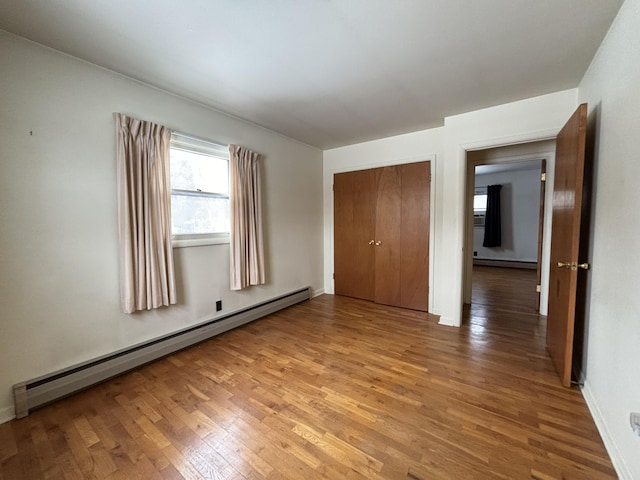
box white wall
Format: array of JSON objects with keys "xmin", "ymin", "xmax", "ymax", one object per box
[
  {"xmin": 322, "ymin": 128, "xmax": 443, "ymax": 314},
  {"xmin": 0, "ymin": 32, "xmax": 324, "ymax": 422},
  {"xmin": 438, "ymin": 89, "xmax": 578, "ymax": 325},
  {"xmin": 576, "ymin": 0, "xmax": 640, "ymax": 477},
  {"xmin": 473, "ymin": 166, "xmax": 541, "ymax": 262}
]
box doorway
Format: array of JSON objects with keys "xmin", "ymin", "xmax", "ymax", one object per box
[{"xmin": 463, "ymin": 141, "xmax": 555, "ymax": 318}]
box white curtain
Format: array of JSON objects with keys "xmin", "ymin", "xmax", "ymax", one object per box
[
  {"xmin": 114, "ymin": 113, "xmax": 176, "ymax": 313},
  {"xmin": 229, "ymin": 144, "xmax": 265, "ymax": 290}
]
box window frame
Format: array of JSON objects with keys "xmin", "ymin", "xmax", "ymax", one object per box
[
  {"xmin": 473, "ymin": 187, "xmax": 487, "ymax": 228},
  {"xmin": 169, "ymin": 132, "xmax": 231, "ymax": 248}
]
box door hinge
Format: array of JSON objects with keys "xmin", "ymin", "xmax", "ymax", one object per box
[
  {"xmin": 332, "ymin": 273, "xmax": 335, "ymax": 279},
  {"xmin": 536, "ymin": 284, "xmax": 541, "ymax": 293},
  {"xmin": 541, "ymin": 172, "xmax": 546, "ymax": 182}
]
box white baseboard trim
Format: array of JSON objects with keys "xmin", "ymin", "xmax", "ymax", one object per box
[
  {"xmin": 581, "ymin": 381, "xmax": 632, "ymax": 479},
  {"xmin": 312, "ymin": 288, "xmax": 325, "ymax": 298},
  {"xmin": 0, "ymin": 405, "xmax": 15, "ymax": 425},
  {"xmin": 437, "ymin": 316, "xmax": 456, "ymax": 327}
]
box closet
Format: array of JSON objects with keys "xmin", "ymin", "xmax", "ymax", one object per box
[{"xmin": 334, "ymin": 161, "xmax": 430, "ymax": 311}]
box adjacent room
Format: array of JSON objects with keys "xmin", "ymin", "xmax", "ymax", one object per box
[{"xmin": 1, "ymin": 1, "xmax": 639, "ymax": 478}]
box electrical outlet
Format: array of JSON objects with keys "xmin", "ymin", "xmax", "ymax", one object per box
[
  {"xmin": 216, "ymin": 300, "xmax": 222, "ymax": 312},
  {"xmin": 631, "ymin": 412, "xmax": 640, "ymax": 436}
]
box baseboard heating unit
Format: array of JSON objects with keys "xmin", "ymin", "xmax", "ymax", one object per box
[
  {"xmin": 14, "ymin": 287, "xmax": 311, "ymax": 419},
  {"xmin": 472, "ymin": 259, "xmax": 537, "ymax": 270}
]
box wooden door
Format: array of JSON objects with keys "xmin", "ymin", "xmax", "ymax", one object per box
[
  {"xmin": 334, "ymin": 169, "xmax": 380, "ymax": 300},
  {"xmin": 374, "ymin": 166, "xmax": 402, "ymax": 306},
  {"xmin": 334, "ymin": 162, "xmax": 430, "ymax": 312},
  {"xmin": 547, "ymin": 103, "xmax": 588, "ymax": 387},
  {"xmin": 400, "ymin": 162, "xmax": 430, "ymax": 311}
]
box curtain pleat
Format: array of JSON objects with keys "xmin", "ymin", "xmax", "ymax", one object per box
[
  {"xmin": 483, "ymin": 184, "xmax": 502, "ymax": 248},
  {"xmin": 114, "ymin": 113, "xmax": 176, "ymax": 313},
  {"xmin": 229, "ymin": 144, "xmax": 265, "ymax": 290}
]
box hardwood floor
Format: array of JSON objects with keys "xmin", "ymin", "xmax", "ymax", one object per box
[
  {"xmin": 0, "ymin": 270, "xmax": 615, "ymax": 479},
  {"xmin": 471, "ymin": 265, "xmax": 538, "ymax": 315}
]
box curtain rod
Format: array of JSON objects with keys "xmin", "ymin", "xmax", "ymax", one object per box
[{"xmin": 172, "ymin": 130, "xmax": 228, "ymax": 149}]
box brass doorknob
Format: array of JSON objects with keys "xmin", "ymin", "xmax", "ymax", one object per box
[
  {"xmin": 557, "ymin": 261, "xmax": 590, "ymax": 270},
  {"xmin": 375, "ymin": 241, "xmax": 382, "ymax": 246},
  {"xmin": 368, "ymin": 240, "xmax": 375, "ymax": 245}
]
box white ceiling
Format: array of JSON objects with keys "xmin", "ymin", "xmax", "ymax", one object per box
[{"xmin": 0, "ymin": 0, "xmax": 623, "ymax": 149}]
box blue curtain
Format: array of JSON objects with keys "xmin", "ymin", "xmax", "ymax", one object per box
[{"xmin": 483, "ymin": 184, "xmax": 502, "ymax": 248}]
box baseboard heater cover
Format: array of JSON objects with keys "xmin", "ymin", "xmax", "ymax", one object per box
[
  {"xmin": 473, "ymin": 259, "xmax": 537, "ymax": 270},
  {"xmin": 14, "ymin": 287, "xmax": 311, "ymax": 419}
]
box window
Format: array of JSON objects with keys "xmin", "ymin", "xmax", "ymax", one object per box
[
  {"xmin": 170, "ymin": 133, "xmax": 230, "ymax": 247},
  {"xmin": 473, "ymin": 188, "xmax": 487, "ymax": 227}
]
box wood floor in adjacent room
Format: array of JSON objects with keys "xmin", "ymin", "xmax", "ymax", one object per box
[{"xmin": 0, "ymin": 267, "xmax": 616, "ymax": 479}]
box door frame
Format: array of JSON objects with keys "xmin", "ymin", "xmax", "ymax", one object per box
[
  {"xmin": 325, "ymin": 155, "xmax": 436, "ymax": 310},
  {"xmin": 459, "ymin": 133, "xmax": 559, "ymax": 318},
  {"xmin": 462, "ymin": 147, "xmax": 555, "ymax": 314}
]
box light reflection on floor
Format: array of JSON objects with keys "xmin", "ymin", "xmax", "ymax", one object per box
[{"xmin": 462, "ymin": 266, "xmax": 546, "ymax": 356}]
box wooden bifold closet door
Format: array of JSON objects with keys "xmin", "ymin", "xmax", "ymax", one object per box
[{"xmin": 334, "ymin": 161, "xmax": 430, "ymax": 311}]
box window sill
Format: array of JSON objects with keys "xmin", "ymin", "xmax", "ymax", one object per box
[{"xmin": 172, "ymin": 235, "xmax": 230, "ymax": 248}]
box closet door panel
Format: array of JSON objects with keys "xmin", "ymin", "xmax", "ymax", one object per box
[
  {"xmin": 334, "ymin": 169, "xmax": 378, "ymax": 300},
  {"xmin": 374, "ymin": 166, "xmax": 402, "ymax": 306},
  {"xmin": 400, "ymin": 162, "xmax": 430, "ymax": 311}
]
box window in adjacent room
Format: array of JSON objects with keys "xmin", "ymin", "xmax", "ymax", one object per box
[
  {"xmin": 170, "ymin": 133, "xmax": 230, "ymax": 247},
  {"xmin": 473, "ymin": 187, "xmax": 487, "ymax": 227}
]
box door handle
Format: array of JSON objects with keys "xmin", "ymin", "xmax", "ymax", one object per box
[
  {"xmin": 368, "ymin": 240, "xmax": 375, "ymax": 245},
  {"xmin": 557, "ymin": 261, "xmax": 590, "ymax": 270},
  {"xmin": 375, "ymin": 241, "xmax": 382, "ymax": 246}
]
